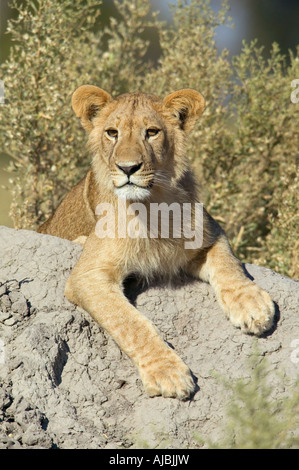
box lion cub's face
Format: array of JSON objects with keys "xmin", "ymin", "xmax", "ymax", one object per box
[
  {"xmin": 72, "ymin": 86, "xmax": 205, "ymax": 201},
  {"xmin": 97, "ymin": 94, "xmax": 169, "ymax": 201}
]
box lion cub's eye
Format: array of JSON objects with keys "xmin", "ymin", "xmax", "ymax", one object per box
[
  {"xmin": 106, "ymin": 129, "xmax": 118, "ymax": 139},
  {"xmin": 146, "ymin": 128, "xmax": 160, "ymax": 138}
]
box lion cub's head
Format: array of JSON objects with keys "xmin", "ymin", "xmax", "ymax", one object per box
[{"xmin": 72, "ymin": 85, "xmax": 205, "ymax": 201}]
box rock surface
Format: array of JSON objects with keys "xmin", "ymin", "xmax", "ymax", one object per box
[{"xmin": 0, "ymin": 225, "xmax": 298, "ymax": 449}]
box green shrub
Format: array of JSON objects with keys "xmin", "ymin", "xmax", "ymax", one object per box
[
  {"xmin": 0, "ymin": 0, "xmax": 298, "ymax": 278},
  {"xmin": 0, "ymin": 0, "xmax": 102, "ymax": 227},
  {"xmin": 208, "ymin": 348, "xmax": 299, "ymax": 449}
]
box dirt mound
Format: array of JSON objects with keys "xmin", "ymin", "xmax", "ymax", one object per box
[{"xmin": 0, "ymin": 226, "xmax": 298, "ymax": 448}]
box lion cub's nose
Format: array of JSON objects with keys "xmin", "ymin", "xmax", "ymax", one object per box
[{"xmin": 116, "ymin": 162, "xmax": 142, "ymax": 176}]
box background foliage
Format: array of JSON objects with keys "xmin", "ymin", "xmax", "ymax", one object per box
[
  {"xmin": 208, "ymin": 346, "xmax": 299, "ymax": 449},
  {"xmin": 0, "ymin": 0, "xmax": 298, "ymax": 278}
]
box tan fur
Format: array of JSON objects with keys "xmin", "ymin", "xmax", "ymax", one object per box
[{"xmin": 38, "ymin": 85, "xmax": 275, "ymax": 399}]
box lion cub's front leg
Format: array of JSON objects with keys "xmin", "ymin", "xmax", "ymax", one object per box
[
  {"xmin": 189, "ymin": 235, "xmax": 275, "ymax": 335},
  {"xmin": 65, "ymin": 243, "xmax": 194, "ymax": 399}
]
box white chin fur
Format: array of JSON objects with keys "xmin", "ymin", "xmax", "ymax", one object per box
[{"xmin": 115, "ymin": 184, "xmax": 151, "ymax": 201}]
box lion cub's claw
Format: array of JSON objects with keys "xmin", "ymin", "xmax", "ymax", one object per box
[{"xmin": 139, "ymin": 352, "xmax": 195, "ymax": 400}]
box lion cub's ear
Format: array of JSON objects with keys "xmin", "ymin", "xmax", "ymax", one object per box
[
  {"xmin": 163, "ymin": 89, "xmax": 205, "ymax": 132},
  {"xmin": 72, "ymin": 85, "xmax": 112, "ymax": 132}
]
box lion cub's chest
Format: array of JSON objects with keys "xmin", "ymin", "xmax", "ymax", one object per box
[
  {"xmin": 117, "ymin": 235, "xmax": 191, "ymax": 280},
  {"xmin": 94, "ymin": 200, "xmax": 199, "ymax": 279}
]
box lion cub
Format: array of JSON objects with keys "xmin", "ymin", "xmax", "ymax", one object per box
[{"xmin": 39, "ymin": 85, "xmax": 275, "ymax": 399}]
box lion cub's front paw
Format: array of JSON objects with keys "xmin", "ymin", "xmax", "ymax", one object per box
[
  {"xmin": 221, "ymin": 282, "xmax": 275, "ymax": 335},
  {"xmin": 139, "ymin": 350, "xmax": 195, "ymax": 400}
]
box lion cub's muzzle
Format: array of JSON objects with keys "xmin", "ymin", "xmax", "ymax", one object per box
[
  {"xmin": 116, "ymin": 162, "xmax": 142, "ymax": 177},
  {"xmin": 112, "ymin": 161, "xmax": 154, "ymax": 200},
  {"xmin": 113, "ymin": 161, "xmax": 153, "ymax": 188}
]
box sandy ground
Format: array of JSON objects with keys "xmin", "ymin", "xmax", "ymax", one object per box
[{"xmin": 0, "ymin": 226, "xmax": 298, "ymax": 448}]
